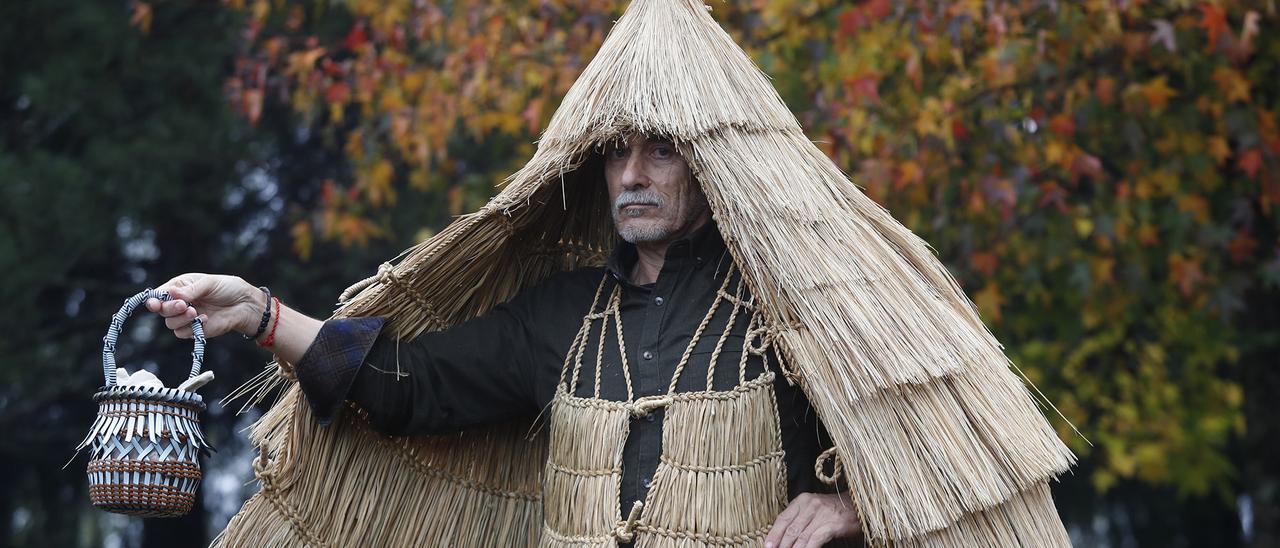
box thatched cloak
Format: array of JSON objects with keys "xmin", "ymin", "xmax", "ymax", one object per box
[{"xmin": 216, "ymin": 0, "xmax": 1076, "ymax": 546}]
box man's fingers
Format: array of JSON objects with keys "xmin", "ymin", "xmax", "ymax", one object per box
[
  {"xmin": 779, "ymin": 523, "xmax": 809, "ymax": 548},
  {"xmin": 778, "ymin": 501, "xmax": 818, "ymax": 548},
  {"xmin": 801, "ymin": 523, "xmax": 836, "ymax": 548},
  {"xmin": 164, "ymin": 307, "xmax": 199, "ymax": 330},
  {"xmin": 765, "ymin": 499, "xmax": 803, "ymax": 548},
  {"xmin": 158, "ymin": 300, "xmax": 189, "ymax": 318}
]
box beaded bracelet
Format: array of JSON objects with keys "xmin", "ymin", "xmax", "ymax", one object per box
[
  {"xmin": 258, "ymin": 296, "xmax": 282, "ymax": 348},
  {"xmin": 243, "ymin": 286, "xmax": 272, "ymax": 340}
]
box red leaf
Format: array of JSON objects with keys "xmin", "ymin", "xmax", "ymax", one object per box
[
  {"xmin": 324, "ymin": 82, "xmax": 350, "ymax": 104},
  {"xmin": 1050, "ymin": 113, "xmax": 1075, "ymax": 138},
  {"xmin": 1227, "ymin": 231, "xmax": 1257, "ymax": 263},
  {"xmin": 845, "ymin": 73, "xmax": 881, "ymax": 104},
  {"xmin": 344, "ymin": 22, "xmax": 369, "ymax": 51},
  {"xmin": 1237, "ymin": 148, "xmax": 1262, "ymax": 180},
  {"xmin": 1037, "ymin": 182, "xmax": 1068, "ymax": 212},
  {"xmin": 1070, "ymin": 153, "xmax": 1104, "ymax": 184},
  {"xmin": 320, "ymin": 179, "xmax": 336, "ymax": 204},
  {"xmin": 839, "ymin": 9, "xmax": 868, "ymax": 36},
  {"xmin": 865, "ymin": 0, "xmax": 891, "ymax": 19},
  {"xmin": 952, "ymin": 119, "xmax": 970, "ymax": 141}
]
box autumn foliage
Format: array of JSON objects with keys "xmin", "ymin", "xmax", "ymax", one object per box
[{"xmin": 224, "ymin": 0, "xmax": 1278, "ymax": 501}]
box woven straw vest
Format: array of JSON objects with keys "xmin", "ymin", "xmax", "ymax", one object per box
[{"xmin": 541, "ymin": 271, "xmax": 789, "ymax": 547}]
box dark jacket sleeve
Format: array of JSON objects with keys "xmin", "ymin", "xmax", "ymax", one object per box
[
  {"xmin": 344, "ymin": 296, "xmax": 542, "ymax": 436},
  {"xmin": 293, "ymin": 295, "xmax": 545, "ymax": 437}
]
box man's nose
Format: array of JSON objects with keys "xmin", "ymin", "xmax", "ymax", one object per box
[{"xmin": 620, "ymin": 154, "xmax": 649, "ymax": 189}]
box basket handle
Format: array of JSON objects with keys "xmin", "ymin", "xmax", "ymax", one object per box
[{"xmin": 102, "ymin": 288, "xmax": 205, "ymax": 387}]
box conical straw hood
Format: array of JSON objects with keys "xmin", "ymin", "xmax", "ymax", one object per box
[
  {"xmin": 539, "ymin": 0, "xmax": 799, "ymax": 145},
  {"xmin": 218, "ymin": 1, "xmax": 1076, "ymax": 546}
]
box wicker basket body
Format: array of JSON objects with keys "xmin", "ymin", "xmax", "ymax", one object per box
[{"xmin": 77, "ymin": 288, "xmax": 210, "ymax": 518}]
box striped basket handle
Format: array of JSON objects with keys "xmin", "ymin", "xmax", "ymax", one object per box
[{"xmin": 101, "ymin": 288, "xmax": 205, "ymax": 387}]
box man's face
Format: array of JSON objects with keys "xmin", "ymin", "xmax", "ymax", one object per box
[{"xmin": 604, "ymin": 134, "xmax": 710, "ymax": 244}]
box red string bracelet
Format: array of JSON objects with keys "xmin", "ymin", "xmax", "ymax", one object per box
[{"xmin": 258, "ymin": 296, "xmax": 282, "ymax": 348}]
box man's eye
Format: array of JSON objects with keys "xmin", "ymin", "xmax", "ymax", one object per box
[
  {"xmin": 653, "ymin": 145, "xmax": 673, "ymax": 158},
  {"xmin": 608, "ymin": 147, "xmax": 628, "ymax": 160}
]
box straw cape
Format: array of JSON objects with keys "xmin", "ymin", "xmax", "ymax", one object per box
[{"xmin": 216, "ymin": 0, "xmax": 1077, "ymax": 546}]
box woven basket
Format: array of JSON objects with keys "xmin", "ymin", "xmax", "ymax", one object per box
[{"xmin": 76, "ymin": 288, "xmax": 211, "ymax": 517}]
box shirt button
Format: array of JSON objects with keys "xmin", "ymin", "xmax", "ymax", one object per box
[
  {"xmin": 642, "ymin": 350, "xmax": 654, "ymax": 360},
  {"xmin": 643, "ymin": 478, "xmax": 652, "ymax": 488},
  {"xmin": 654, "ymin": 296, "xmax": 664, "ymax": 306},
  {"xmin": 645, "ymin": 413, "xmax": 656, "ymax": 422}
]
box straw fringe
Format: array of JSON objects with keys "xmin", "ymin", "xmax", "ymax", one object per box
[
  {"xmin": 690, "ymin": 127, "xmax": 1075, "ymax": 540},
  {"xmin": 220, "ymin": 0, "xmax": 1075, "ymax": 545},
  {"xmin": 886, "ymin": 483, "xmax": 1070, "ymax": 548},
  {"xmin": 828, "ymin": 368, "xmax": 1072, "ymax": 541},
  {"xmin": 215, "ymin": 390, "xmax": 546, "ymax": 548}
]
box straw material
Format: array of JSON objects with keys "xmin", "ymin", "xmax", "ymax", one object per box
[
  {"xmin": 218, "ymin": 0, "xmax": 1075, "ymax": 545},
  {"xmin": 536, "ymin": 269, "xmax": 788, "ymax": 547}
]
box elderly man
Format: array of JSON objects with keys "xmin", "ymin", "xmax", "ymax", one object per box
[{"xmin": 149, "ymin": 134, "xmax": 861, "ymax": 547}]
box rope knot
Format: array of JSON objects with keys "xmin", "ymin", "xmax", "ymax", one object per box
[
  {"xmin": 613, "ymin": 501, "xmax": 644, "ymax": 542},
  {"xmin": 626, "ymin": 396, "xmax": 672, "ymax": 418},
  {"xmin": 252, "ymin": 455, "xmax": 277, "ymax": 488},
  {"xmin": 376, "ymin": 262, "xmax": 398, "ymax": 283},
  {"xmin": 814, "ymin": 446, "xmax": 845, "ymax": 486}
]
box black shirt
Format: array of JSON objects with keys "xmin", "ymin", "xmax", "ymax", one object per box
[{"xmin": 294, "ymin": 222, "xmax": 830, "ymax": 516}]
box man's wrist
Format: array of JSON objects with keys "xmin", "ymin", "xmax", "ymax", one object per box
[{"xmin": 240, "ymin": 285, "xmax": 272, "ymax": 337}]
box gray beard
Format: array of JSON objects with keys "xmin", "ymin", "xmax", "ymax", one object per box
[
  {"xmin": 618, "ymin": 222, "xmax": 674, "ymax": 243},
  {"xmin": 612, "ymin": 191, "xmax": 709, "ymax": 244}
]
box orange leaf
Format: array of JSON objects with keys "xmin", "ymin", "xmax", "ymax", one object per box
[
  {"xmin": 1140, "ymin": 76, "xmax": 1177, "ymax": 111},
  {"xmin": 1177, "ymin": 195, "xmax": 1210, "ymax": 223},
  {"xmin": 973, "ymin": 284, "xmax": 1004, "ymax": 323},
  {"xmin": 1211, "ymin": 67, "xmax": 1250, "ymax": 104},
  {"xmin": 1227, "ymin": 231, "xmax": 1257, "ymax": 263},
  {"xmin": 1050, "ymin": 113, "xmax": 1075, "ymax": 138},
  {"xmin": 130, "ymin": 1, "xmax": 153, "ymax": 34},
  {"xmin": 1095, "ymin": 77, "xmax": 1117, "ymax": 105},
  {"xmin": 970, "ymin": 252, "xmax": 999, "ymax": 277},
  {"xmin": 290, "ymin": 220, "xmax": 313, "ymax": 261},
  {"xmin": 1168, "ymin": 254, "xmax": 1204, "ymax": 297},
  {"xmin": 242, "ymin": 89, "xmax": 263, "ymax": 126},
  {"xmin": 895, "ymin": 160, "xmax": 923, "ymax": 190},
  {"xmin": 1208, "ymin": 136, "xmax": 1232, "ymax": 166},
  {"xmin": 1197, "ymin": 4, "xmax": 1230, "ymax": 52}
]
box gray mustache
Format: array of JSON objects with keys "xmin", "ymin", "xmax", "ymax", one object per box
[{"xmin": 614, "ymin": 190, "xmax": 664, "ymax": 211}]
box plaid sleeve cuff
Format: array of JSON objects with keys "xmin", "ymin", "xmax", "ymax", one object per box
[{"xmin": 294, "ymin": 316, "xmax": 387, "ymax": 425}]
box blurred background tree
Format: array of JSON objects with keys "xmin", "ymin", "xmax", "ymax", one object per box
[{"xmin": 2, "ymin": 0, "xmax": 1275, "ymax": 546}]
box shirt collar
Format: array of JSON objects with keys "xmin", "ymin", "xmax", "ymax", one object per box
[{"xmin": 605, "ymin": 221, "xmax": 727, "ymax": 284}]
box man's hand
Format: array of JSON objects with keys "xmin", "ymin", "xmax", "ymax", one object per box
[
  {"xmin": 764, "ymin": 492, "xmax": 862, "ymax": 548},
  {"xmin": 145, "ymin": 273, "xmax": 263, "ymax": 339}
]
